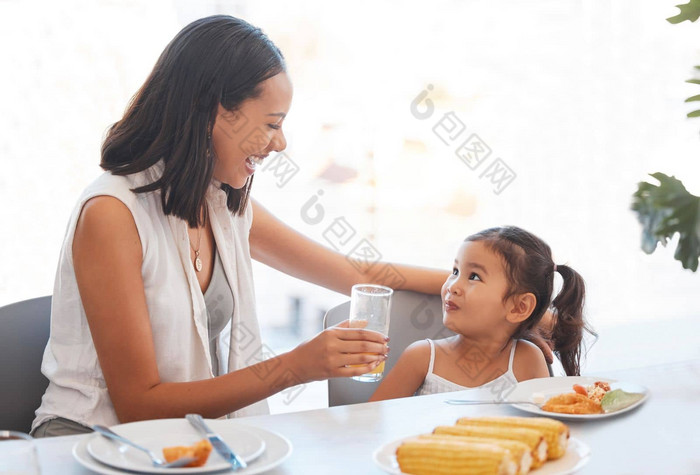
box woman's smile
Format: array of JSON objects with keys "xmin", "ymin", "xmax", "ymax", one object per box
[{"xmin": 244, "ymin": 154, "xmax": 267, "ymax": 174}]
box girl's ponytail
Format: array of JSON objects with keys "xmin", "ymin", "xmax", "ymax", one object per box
[{"xmin": 550, "ymin": 264, "xmax": 594, "ymax": 376}]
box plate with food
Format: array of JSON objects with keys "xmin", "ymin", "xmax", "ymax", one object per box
[
  {"xmin": 82, "ymin": 418, "xmax": 272, "ymax": 473},
  {"xmin": 507, "ymin": 376, "xmax": 649, "ymax": 420},
  {"xmin": 373, "ymin": 416, "xmax": 590, "ymax": 475}
]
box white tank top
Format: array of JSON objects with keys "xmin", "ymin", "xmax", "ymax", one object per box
[{"xmin": 415, "ymin": 339, "xmax": 520, "ymax": 399}]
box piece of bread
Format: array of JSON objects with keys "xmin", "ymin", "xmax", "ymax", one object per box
[{"xmin": 162, "ymin": 438, "xmax": 213, "ymax": 467}]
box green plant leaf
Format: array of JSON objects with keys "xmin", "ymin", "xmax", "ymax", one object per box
[
  {"xmin": 687, "ymin": 110, "xmax": 700, "ymax": 117},
  {"xmin": 631, "ymin": 173, "xmax": 700, "ymax": 272},
  {"xmin": 685, "ymin": 94, "xmax": 700, "ymax": 102},
  {"xmin": 686, "ymin": 79, "xmax": 700, "ymax": 84},
  {"xmin": 668, "ymin": 0, "xmax": 700, "ymax": 23}
]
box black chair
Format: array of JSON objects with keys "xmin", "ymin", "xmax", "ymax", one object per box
[{"xmin": 0, "ymin": 296, "xmax": 51, "ymax": 432}]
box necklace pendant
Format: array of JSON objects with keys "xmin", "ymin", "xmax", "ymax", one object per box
[{"xmin": 195, "ymin": 256, "xmax": 203, "ymax": 272}]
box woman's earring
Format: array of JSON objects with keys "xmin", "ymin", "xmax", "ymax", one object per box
[{"xmin": 206, "ymin": 130, "xmax": 212, "ymax": 157}]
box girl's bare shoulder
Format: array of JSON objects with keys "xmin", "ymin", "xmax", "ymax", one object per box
[{"xmin": 402, "ymin": 339, "xmax": 432, "ymax": 360}]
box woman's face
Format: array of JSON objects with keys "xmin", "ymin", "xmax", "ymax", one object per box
[{"xmin": 211, "ymin": 72, "xmax": 293, "ymax": 188}]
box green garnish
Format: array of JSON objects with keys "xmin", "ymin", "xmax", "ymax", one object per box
[{"xmin": 600, "ymin": 389, "xmax": 644, "ymax": 413}]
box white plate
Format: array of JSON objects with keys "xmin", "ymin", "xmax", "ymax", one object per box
[
  {"xmin": 74, "ymin": 421, "xmax": 292, "ymax": 474},
  {"xmin": 373, "ymin": 434, "xmax": 590, "ymax": 475},
  {"xmin": 86, "ymin": 419, "xmax": 265, "ymax": 473},
  {"xmin": 508, "ymin": 376, "xmax": 649, "ymax": 421}
]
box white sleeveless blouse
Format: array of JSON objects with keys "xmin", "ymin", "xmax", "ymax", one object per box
[{"xmin": 32, "ymin": 162, "xmax": 268, "ymax": 431}]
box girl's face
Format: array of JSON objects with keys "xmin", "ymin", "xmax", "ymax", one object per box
[
  {"xmin": 441, "ymin": 241, "xmax": 513, "ymax": 336},
  {"xmin": 211, "ymin": 72, "xmax": 293, "ymax": 189}
]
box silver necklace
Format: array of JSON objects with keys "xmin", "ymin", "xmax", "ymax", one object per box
[{"xmin": 189, "ymin": 226, "xmax": 203, "ymax": 272}]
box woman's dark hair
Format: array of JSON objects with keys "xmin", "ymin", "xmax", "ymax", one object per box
[
  {"xmin": 101, "ymin": 15, "xmax": 286, "ymax": 227},
  {"xmin": 465, "ymin": 226, "xmax": 595, "ymax": 376}
]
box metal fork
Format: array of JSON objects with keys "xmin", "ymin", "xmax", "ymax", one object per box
[
  {"xmin": 444, "ymin": 399, "xmax": 543, "ymax": 408},
  {"xmin": 92, "ymin": 425, "xmax": 197, "ymax": 468}
]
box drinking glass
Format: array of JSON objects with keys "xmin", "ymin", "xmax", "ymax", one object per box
[
  {"xmin": 0, "ymin": 431, "xmax": 40, "ymax": 475},
  {"xmin": 348, "ymin": 284, "xmax": 393, "ymax": 382}
]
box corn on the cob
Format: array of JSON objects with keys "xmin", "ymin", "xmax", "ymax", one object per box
[
  {"xmin": 396, "ymin": 437, "xmax": 518, "ymax": 475},
  {"xmin": 420, "ymin": 434, "xmax": 532, "ymax": 475},
  {"xmin": 457, "ymin": 416, "xmax": 569, "ymax": 460},
  {"xmin": 434, "ymin": 425, "xmax": 547, "ymax": 469}
]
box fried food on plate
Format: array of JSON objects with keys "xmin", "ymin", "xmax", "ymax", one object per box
[
  {"xmin": 162, "ymin": 438, "xmax": 213, "ymax": 467},
  {"xmin": 542, "ymin": 392, "xmax": 603, "ymax": 415}
]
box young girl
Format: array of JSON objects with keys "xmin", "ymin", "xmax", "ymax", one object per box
[{"xmin": 370, "ymin": 226, "xmax": 594, "ymax": 401}]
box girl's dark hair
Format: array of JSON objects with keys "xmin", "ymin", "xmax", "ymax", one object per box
[
  {"xmin": 465, "ymin": 226, "xmax": 595, "ymax": 376},
  {"xmin": 101, "ymin": 15, "xmax": 286, "ymax": 227}
]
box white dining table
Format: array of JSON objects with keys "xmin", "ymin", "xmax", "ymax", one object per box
[{"xmin": 34, "ymin": 358, "xmax": 700, "ymax": 474}]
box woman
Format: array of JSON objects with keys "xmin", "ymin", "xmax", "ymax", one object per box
[{"xmin": 31, "ymin": 15, "xmax": 447, "ymax": 437}]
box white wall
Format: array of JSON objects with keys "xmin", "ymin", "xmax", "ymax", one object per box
[{"xmin": 2, "ymin": 1, "xmax": 699, "ymax": 398}]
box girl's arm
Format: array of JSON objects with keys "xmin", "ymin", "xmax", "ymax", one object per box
[
  {"xmin": 512, "ymin": 339, "xmax": 550, "ymax": 382},
  {"xmin": 249, "ymin": 199, "xmax": 448, "ymax": 296},
  {"xmin": 73, "ymin": 196, "xmax": 388, "ymax": 423},
  {"xmin": 369, "ymin": 340, "xmax": 431, "ymax": 401}
]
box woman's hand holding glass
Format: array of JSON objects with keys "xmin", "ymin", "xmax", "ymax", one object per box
[{"xmin": 289, "ymin": 320, "xmax": 389, "ymax": 382}]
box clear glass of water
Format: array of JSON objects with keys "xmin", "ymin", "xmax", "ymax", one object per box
[
  {"xmin": 0, "ymin": 431, "xmax": 40, "ymax": 474},
  {"xmin": 348, "ymin": 284, "xmax": 393, "ymax": 382}
]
